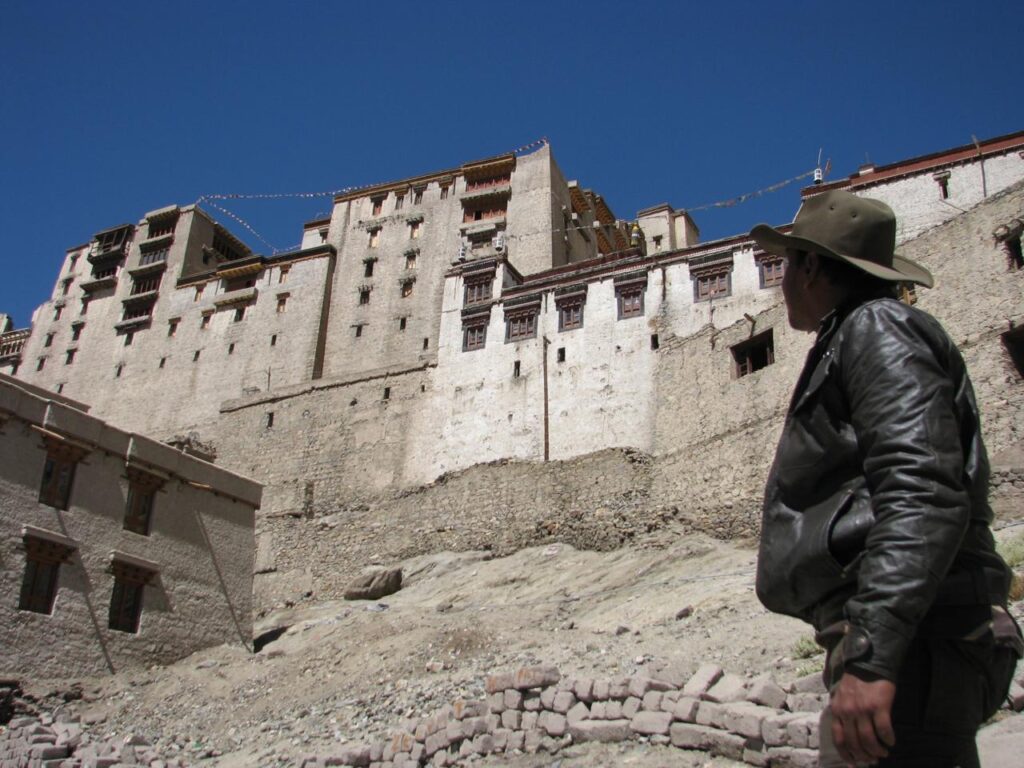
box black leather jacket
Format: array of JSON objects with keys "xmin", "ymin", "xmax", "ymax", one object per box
[{"xmin": 757, "ymin": 296, "xmax": 1011, "ymax": 681}]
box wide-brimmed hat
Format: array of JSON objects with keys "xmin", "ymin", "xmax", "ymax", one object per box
[{"xmin": 750, "ymin": 190, "xmax": 934, "ymax": 288}]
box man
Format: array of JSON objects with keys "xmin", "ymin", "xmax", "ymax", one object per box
[{"xmin": 751, "ymin": 190, "xmax": 1021, "ymax": 767}]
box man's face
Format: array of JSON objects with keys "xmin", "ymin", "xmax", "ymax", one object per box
[{"xmin": 781, "ymin": 250, "xmax": 819, "ymax": 332}]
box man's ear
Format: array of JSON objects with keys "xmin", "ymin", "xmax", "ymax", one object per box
[{"xmin": 803, "ymin": 252, "xmax": 823, "ymax": 283}]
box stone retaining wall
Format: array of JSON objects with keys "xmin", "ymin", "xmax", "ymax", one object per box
[
  {"xmin": 294, "ymin": 662, "xmax": 1024, "ymax": 768},
  {"xmin": 3, "ymin": 661, "xmax": 1023, "ymax": 767}
]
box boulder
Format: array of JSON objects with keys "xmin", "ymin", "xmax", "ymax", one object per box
[{"xmin": 344, "ymin": 568, "xmax": 403, "ymax": 600}]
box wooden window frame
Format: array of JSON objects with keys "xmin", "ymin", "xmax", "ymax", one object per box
[
  {"xmin": 757, "ymin": 255, "xmax": 785, "ymax": 289},
  {"xmin": 694, "ymin": 270, "xmax": 732, "ymax": 302},
  {"xmin": 462, "ymin": 320, "xmax": 487, "ymax": 351},
  {"xmin": 463, "ymin": 277, "xmax": 493, "ymax": 306},
  {"xmin": 38, "ymin": 439, "xmax": 87, "ymax": 510},
  {"xmin": 616, "ymin": 285, "xmax": 645, "ymax": 319},
  {"xmin": 123, "ymin": 468, "xmax": 164, "ymax": 536},
  {"xmin": 732, "ymin": 329, "xmax": 775, "ymax": 378},
  {"xmin": 18, "ymin": 537, "xmax": 74, "ymax": 615},
  {"xmin": 108, "ymin": 561, "xmax": 155, "ymax": 634},
  {"xmin": 557, "ymin": 299, "xmax": 584, "ymax": 331},
  {"xmin": 505, "ymin": 309, "xmax": 537, "ymax": 342}
]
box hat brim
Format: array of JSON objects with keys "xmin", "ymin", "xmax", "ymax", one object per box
[{"xmin": 750, "ymin": 224, "xmax": 934, "ymax": 288}]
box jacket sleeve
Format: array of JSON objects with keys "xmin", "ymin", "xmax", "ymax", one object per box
[{"xmin": 838, "ymin": 302, "xmax": 971, "ymax": 681}]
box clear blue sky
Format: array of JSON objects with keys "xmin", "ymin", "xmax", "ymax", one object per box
[{"xmin": 2, "ymin": 0, "xmax": 1022, "ymax": 327}]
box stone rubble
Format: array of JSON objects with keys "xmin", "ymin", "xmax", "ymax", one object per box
[{"xmin": 2, "ymin": 658, "xmax": 1023, "ymax": 767}]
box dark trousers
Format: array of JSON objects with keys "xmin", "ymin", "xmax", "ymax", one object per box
[{"xmin": 820, "ymin": 631, "xmax": 1017, "ymax": 767}]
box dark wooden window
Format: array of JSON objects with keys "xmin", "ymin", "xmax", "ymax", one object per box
[
  {"xmin": 371, "ymin": 198, "xmax": 384, "ymax": 216},
  {"xmin": 395, "ymin": 194, "xmax": 404, "ymax": 211},
  {"xmin": 464, "ymin": 277, "xmax": 493, "ymax": 306},
  {"xmin": 413, "ymin": 188, "xmax": 424, "ymax": 205},
  {"xmin": 465, "ymin": 173, "xmax": 511, "ymax": 192},
  {"xmin": 364, "ymin": 259, "xmax": 375, "ymax": 278},
  {"xmin": 1002, "ymin": 326, "xmax": 1024, "ymax": 378},
  {"xmin": 108, "ymin": 561, "xmax": 154, "ymax": 634},
  {"xmin": 759, "ymin": 257, "xmax": 785, "ymax": 288},
  {"xmin": 558, "ymin": 300, "xmax": 584, "ymax": 331},
  {"xmin": 71, "ymin": 325, "xmax": 83, "ymax": 342},
  {"xmin": 20, "ymin": 558, "xmax": 59, "ymax": 614},
  {"xmin": 463, "ymin": 321, "xmax": 487, "ymax": 351},
  {"xmin": 39, "ymin": 441, "xmax": 84, "ymax": 509},
  {"xmin": 505, "ymin": 310, "xmax": 537, "ymax": 342},
  {"xmin": 732, "ymin": 330, "xmax": 775, "ymax": 378},
  {"xmin": 695, "ymin": 270, "xmax": 731, "ymax": 301},
  {"xmin": 139, "ymin": 248, "xmax": 168, "ymax": 266},
  {"xmin": 122, "ymin": 303, "xmax": 152, "ymax": 321},
  {"xmin": 124, "ymin": 469, "xmax": 163, "ymax": 536},
  {"xmin": 1005, "ymin": 236, "xmax": 1024, "ymax": 271},
  {"xmin": 463, "ymin": 204, "xmax": 506, "ymax": 224},
  {"xmin": 440, "ymin": 185, "xmax": 449, "ymax": 200},
  {"xmin": 19, "ymin": 537, "xmax": 73, "ymax": 614},
  {"xmin": 148, "ymin": 221, "xmax": 175, "ymax": 238},
  {"xmin": 359, "ymin": 289, "xmax": 371, "ymax": 305},
  {"xmin": 617, "ymin": 286, "xmax": 645, "ymax": 319}
]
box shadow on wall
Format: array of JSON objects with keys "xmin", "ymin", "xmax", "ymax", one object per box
[
  {"xmin": 63, "ymin": 550, "xmax": 115, "ymax": 675},
  {"xmin": 191, "ymin": 503, "xmax": 252, "ymax": 652}
]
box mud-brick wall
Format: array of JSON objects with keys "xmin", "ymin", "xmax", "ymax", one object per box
[
  {"xmin": 647, "ymin": 302, "xmax": 808, "ymax": 540},
  {"xmin": 901, "ymin": 180, "xmax": 1024, "ymax": 458},
  {"xmin": 256, "ymin": 447, "xmax": 674, "ymax": 603},
  {"xmin": 647, "ymin": 180, "xmax": 1024, "ymax": 540}
]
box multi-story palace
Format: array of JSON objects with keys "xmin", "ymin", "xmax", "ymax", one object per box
[{"xmin": 3, "ymin": 133, "xmax": 1024, "ymax": 603}]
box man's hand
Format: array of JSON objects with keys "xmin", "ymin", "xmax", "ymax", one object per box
[{"xmin": 829, "ymin": 672, "xmax": 897, "ymax": 765}]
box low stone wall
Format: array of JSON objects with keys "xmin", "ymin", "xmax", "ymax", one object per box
[
  {"xmin": 295, "ymin": 663, "xmax": 1024, "ymax": 767},
  {"xmin": 4, "ymin": 661, "xmax": 1022, "ymax": 767},
  {"xmin": 257, "ymin": 448, "xmax": 675, "ymax": 608}
]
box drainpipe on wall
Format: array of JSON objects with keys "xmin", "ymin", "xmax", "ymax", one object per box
[
  {"xmin": 972, "ymin": 135, "xmax": 988, "ymax": 198},
  {"xmin": 311, "ymin": 249, "xmax": 336, "ymax": 380},
  {"xmin": 542, "ymin": 335, "xmax": 550, "ymax": 462}
]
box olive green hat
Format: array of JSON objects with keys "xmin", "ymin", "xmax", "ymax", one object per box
[{"xmin": 750, "ymin": 190, "xmax": 934, "ymax": 288}]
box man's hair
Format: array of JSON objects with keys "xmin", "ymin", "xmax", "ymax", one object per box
[
  {"xmin": 791, "ymin": 250, "xmax": 897, "ymax": 299},
  {"xmin": 816, "ymin": 255, "xmax": 898, "ymax": 299}
]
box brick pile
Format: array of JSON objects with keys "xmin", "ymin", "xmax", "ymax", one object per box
[
  {"xmin": 0, "ymin": 714, "xmax": 185, "ymax": 768},
  {"xmin": 3, "ymin": 662, "xmax": 1021, "ymax": 767},
  {"xmin": 298, "ymin": 663, "xmax": 833, "ymax": 768},
  {"xmin": 298, "ymin": 661, "xmax": 1024, "ymax": 768}
]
